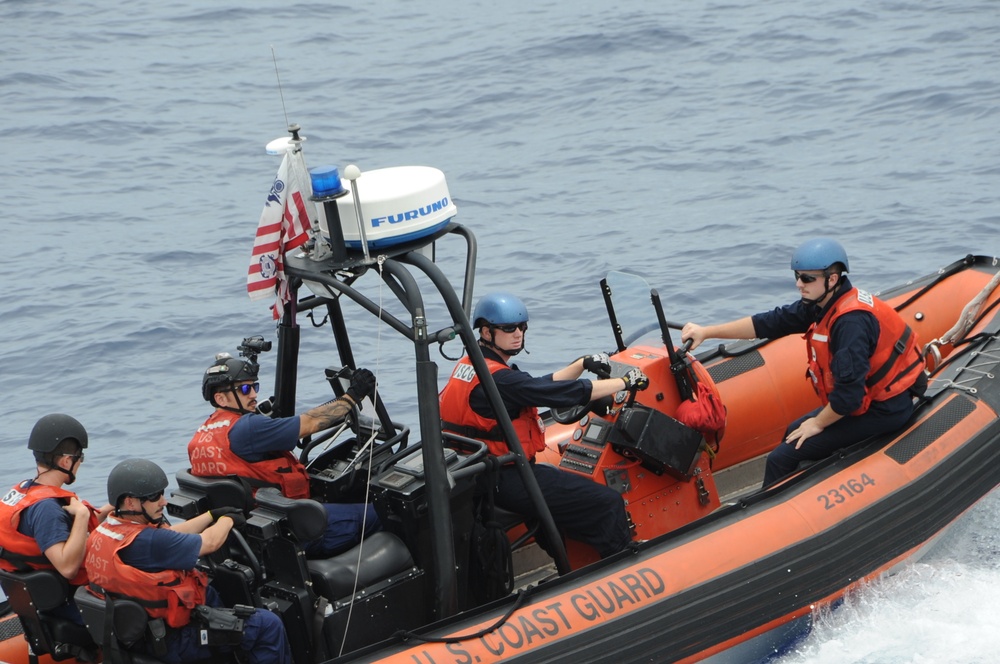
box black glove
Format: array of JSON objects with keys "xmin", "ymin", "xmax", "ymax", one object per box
[
  {"xmin": 582, "ymin": 353, "xmax": 611, "ymax": 377},
  {"xmin": 346, "ymin": 368, "xmax": 376, "ymax": 402},
  {"xmin": 621, "ymin": 367, "xmax": 650, "ymax": 391},
  {"xmin": 210, "ymin": 506, "xmax": 246, "ymax": 529}
]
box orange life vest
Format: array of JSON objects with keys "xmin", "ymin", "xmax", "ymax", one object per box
[
  {"xmin": 0, "ymin": 481, "xmax": 97, "ymax": 585},
  {"xmin": 187, "ymin": 410, "xmax": 311, "ymax": 499},
  {"xmin": 439, "ymin": 356, "xmax": 547, "ymax": 459},
  {"xmin": 806, "ymin": 286, "xmax": 924, "ymax": 415},
  {"xmin": 84, "ymin": 516, "xmax": 208, "ymax": 629}
]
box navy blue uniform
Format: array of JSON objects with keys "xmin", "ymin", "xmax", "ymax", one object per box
[
  {"xmin": 469, "ymin": 347, "xmax": 631, "ymax": 558},
  {"xmin": 18, "ymin": 492, "xmax": 86, "ymax": 624},
  {"xmin": 751, "ymin": 277, "xmax": 915, "ymax": 486},
  {"xmin": 119, "ymin": 527, "xmax": 291, "ymax": 664},
  {"xmin": 229, "ymin": 413, "xmax": 381, "ymax": 557}
]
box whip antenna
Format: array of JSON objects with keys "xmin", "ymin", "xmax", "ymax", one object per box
[{"xmin": 271, "ymin": 46, "xmax": 291, "ymax": 129}]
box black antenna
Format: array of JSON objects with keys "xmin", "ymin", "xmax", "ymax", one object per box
[
  {"xmin": 271, "ymin": 46, "xmax": 290, "ymax": 129},
  {"xmin": 600, "ymin": 277, "xmax": 627, "ymax": 353}
]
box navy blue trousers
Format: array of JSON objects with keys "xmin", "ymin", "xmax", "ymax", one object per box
[
  {"xmin": 494, "ymin": 462, "xmax": 631, "ymax": 558},
  {"xmin": 304, "ymin": 502, "xmax": 382, "ymax": 558},
  {"xmin": 763, "ymin": 392, "xmax": 915, "ymax": 488}
]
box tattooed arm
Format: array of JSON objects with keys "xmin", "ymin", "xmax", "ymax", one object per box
[
  {"xmin": 298, "ymin": 396, "xmax": 356, "ymax": 438},
  {"xmin": 296, "ymin": 368, "xmax": 377, "ymax": 438}
]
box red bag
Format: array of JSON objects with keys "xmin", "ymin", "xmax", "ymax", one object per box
[{"xmin": 675, "ymin": 380, "xmax": 727, "ymax": 452}]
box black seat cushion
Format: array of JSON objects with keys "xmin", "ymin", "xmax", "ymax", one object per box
[
  {"xmin": 175, "ymin": 469, "xmax": 252, "ymax": 512},
  {"xmin": 254, "ymin": 488, "xmax": 327, "ymax": 542},
  {"xmin": 48, "ymin": 618, "xmax": 96, "ymax": 648},
  {"xmin": 0, "ymin": 570, "xmax": 97, "ymax": 659},
  {"xmin": 307, "ymin": 532, "xmax": 413, "ymax": 601},
  {"xmin": 111, "ymin": 600, "xmax": 151, "ymax": 648},
  {"xmin": 0, "ymin": 569, "xmax": 70, "ymax": 612}
]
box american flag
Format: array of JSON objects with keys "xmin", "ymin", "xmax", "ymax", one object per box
[{"xmin": 247, "ymin": 148, "xmax": 315, "ymax": 320}]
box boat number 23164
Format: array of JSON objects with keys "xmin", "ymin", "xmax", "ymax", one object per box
[{"xmin": 817, "ymin": 474, "xmax": 876, "ymax": 510}]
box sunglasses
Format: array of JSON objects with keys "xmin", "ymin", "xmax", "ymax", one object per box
[
  {"xmin": 138, "ymin": 491, "xmax": 163, "ymax": 503},
  {"xmin": 794, "ymin": 271, "xmax": 822, "ymax": 284},
  {"xmin": 236, "ymin": 382, "xmax": 260, "ymax": 396},
  {"xmin": 495, "ymin": 322, "xmax": 528, "ymax": 333},
  {"xmin": 62, "ymin": 452, "xmax": 85, "ymax": 463}
]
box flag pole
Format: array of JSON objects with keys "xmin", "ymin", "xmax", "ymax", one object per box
[
  {"xmin": 283, "ymin": 124, "xmax": 331, "ymax": 263},
  {"xmin": 288, "ymin": 122, "xmax": 330, "ymax": 261}
]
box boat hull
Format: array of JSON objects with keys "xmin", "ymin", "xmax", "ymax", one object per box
[{"xmin": 352, "ymin": 390, "xmax": 1000, "ymax": 663}]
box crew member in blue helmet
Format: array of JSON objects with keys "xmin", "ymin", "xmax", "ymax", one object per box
[
  {"xmin": 681, "ymin": 238, "xmax": 926, "ymax": 487},
  {"xmin": 440, "ymin": 292, "xmax": 647, "ymax": 558}
]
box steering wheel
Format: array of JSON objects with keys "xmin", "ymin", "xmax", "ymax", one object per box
[
  {"xmin": 298, "ymin": 419, "xmax": 355, "ymax": 465},
  {"xmin": 549, "ymin": 392, "xmax": 621, "ymax": 424},
  {"xmin": 201, "ymin": 522, "xmax": 262, "ymax": 585},
  {"xmin": 338, "ymin": 422, "xmax": 411, "ymax": 479},
  {"xmin": 549, "ymin": 403, "xmax": 591, "ymax": 424}
]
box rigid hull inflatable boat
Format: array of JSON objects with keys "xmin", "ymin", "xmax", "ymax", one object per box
[{"xmin": 3, "ymin": 134, "xmax": 999, "ymax": 663}]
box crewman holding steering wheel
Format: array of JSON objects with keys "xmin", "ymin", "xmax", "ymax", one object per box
[
  {"xmin": 188, "ymin": 351, "xmax": 381, "ymax": 557},
  {"xmin": 440, "ymin": 292, "xmax": 645, "ymax": 559}
]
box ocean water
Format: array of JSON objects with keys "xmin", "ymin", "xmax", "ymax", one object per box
[{"xmin": 2, "ymin": 0, "xmax": 998, "ymax": 661}]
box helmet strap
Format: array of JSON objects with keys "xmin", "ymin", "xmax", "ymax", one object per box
[
  {"xmin": 481, "ymin": 326, "xmax": 526, "ymax": 357},
  {"xmin": 212, "ymin": 387, "xmax": 253, "ymax": 415},
  {"xmin": 800, "ymin": 270, "xmax": 841, "ymax": 306},
  {"xmin": 116, "ymin": 501, "xmax": 165, "ymax": 525},
  {"xmin": 141, "ymin": 504, "xmax": 166, "ymax": 525},
  {"xmin": 58, "ymin": 466, "xmax": 77, "ymax": 486},
  {"xmin": 39, "ymin": 459, "xmax": 77, "ymax": 486}
]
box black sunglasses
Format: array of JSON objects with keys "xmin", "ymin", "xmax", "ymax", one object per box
[
  {"xmin": 236, "ymin": 382, "xmax": 260, "ymax": 396},
  {"xmin": 794, "ymin": 271, "xmax": 822, "ymax": 284},
  {"xmin": 62, "ymin": 452, "xmax": 85, "ymax": 463},
  {"xmin": 495, "ymin": 322, "xmax": 528, "ymax": 333},
  {"xmin": 138, "ymin": 490, "xmax": 163, "ymax": 503}
]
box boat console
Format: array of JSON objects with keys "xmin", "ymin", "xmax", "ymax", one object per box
[{"xmin": 562, "ymin": 405, "xmax": 706, "ymax": 479}]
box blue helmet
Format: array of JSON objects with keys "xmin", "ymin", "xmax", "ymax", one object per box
[
  {"xmin": 473, "ymin": 292, "xmax": 529, "ymax": 327},
  {"xmin": 790, "ymin": 238, "xmax": 849, "ymax": 273}
]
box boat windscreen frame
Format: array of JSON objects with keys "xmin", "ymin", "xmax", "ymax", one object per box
[{"xmin": 278, "ymin": 223, "xmax": 571, "ymax": 621}]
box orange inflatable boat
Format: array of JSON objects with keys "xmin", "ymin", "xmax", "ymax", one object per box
[{"xmin": 4, "ymin": 163, "xmax": 998, "ymax": 664}]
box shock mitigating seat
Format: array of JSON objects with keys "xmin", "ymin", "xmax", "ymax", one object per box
[
  {"xmin": 249, "ymin": 487, "xmax": 426, "ymax": 660},
  {"xmin": 306, "ymin": 531, "xmax": 414, "ymax": 601},
  {"xmin": 247, "ymin": 488, "xmax": 415, "ymax": 602},
  {"xmin": 168, "ymin": 470, "xmax": 424, "ymax": 662},
  {"xmin": 168, "ymin": 469, "xmax": 253, "ymax": 518},
  {"xmin": 75, "ymin": 587, "xmax": 224, "ymax": 664},
  {"xmin": 75, "ymin": 587, "xmax": 165, "ymax": 664},
  {"xmin": 0, "ymin": 568, "xmax": 98, "ymax": 663}
]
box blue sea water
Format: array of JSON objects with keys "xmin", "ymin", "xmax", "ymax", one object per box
[{"xmin": 2, "ymin": 0, "xmax": 999, "ymax": 661}]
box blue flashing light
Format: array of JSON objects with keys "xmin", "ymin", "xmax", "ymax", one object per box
[{"xmin": 310, "ymin": 165, "xmax": 347, "ymax": 198}]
